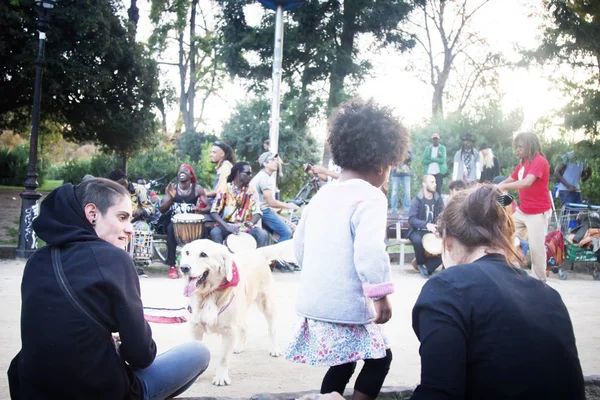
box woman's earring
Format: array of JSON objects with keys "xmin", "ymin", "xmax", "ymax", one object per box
[{"xmin": 91, "ymin": 219, "xmax": 96, "ymax": 226}]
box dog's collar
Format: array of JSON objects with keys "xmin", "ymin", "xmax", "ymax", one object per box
[
  {"xmin": 186, "ymin": 292, "xmax": 235, "ymax": 317},
  {"xmin": 216, "ymin": 261, "xmax": 240, "ymax": 291}
]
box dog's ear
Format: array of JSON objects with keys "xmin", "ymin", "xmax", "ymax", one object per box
[{"xmin": 219, "ymin": 246, "xmax": 234, "ymax": 282}]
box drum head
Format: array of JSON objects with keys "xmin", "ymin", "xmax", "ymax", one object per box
[
  {"xmin": 226, "ymin": 232, "xmax": 257, "ymax": 253},
  {"xmin": 422, "ymin": 233, "xmax": 443, "ymax": 256},
  {"xmin": 172, "ymin": 213, "xmax": 205, "ymax": 223}
]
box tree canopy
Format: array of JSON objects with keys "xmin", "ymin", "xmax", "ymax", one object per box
[
  {"xmin": 0, "ymin": 0, "xmax": 160, "ymax": 156},
  {"xmin": 533, "ymin": 0, "xmax": 600, "ymax": 136},
  {"xmin": 218, "ymin": 0, "xmax": 416, "ymax": 164}
]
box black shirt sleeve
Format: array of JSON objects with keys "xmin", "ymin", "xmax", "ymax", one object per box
[{"xmin": 411, "ymin": 277, "xmax": 469, "ymax": 400}]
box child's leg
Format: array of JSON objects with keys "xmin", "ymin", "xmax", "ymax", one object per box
[
  {"xmin": 353, "ymin": 348, "xmax": 393, "ymax": 399},
  {"xmin": 321, "ymin": 361, "xmax": 357, "ymax": 395}
]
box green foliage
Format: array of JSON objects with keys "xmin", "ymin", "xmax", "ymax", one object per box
[
  {"xmin": 0, "ymin": 143, "xmax": 46, "ymax": 186},
  {"xmin": 0, "ymin": 145, "xmax": 28, "ymax": 186},
  {"xmin": 56, "ymin": 146, "xmax": 215, "ymax": 194},
  {"xmin": 531, "ymin": 0, "xmax": 600, "ymax": 136},
  {"xmin": 219, "ymin": 0, "xmax": 416, "ymax": 128},
  {"xmin": 0, "ymin": 0, "xmax": 160, "ymax": 155},
  {"xmin": 176, "ymin": 131, "xmax": 218, "ymax": 163},
  {"xmin": 221, "ymin": 98, "xmax": 319, "ymax": 199},
  {"xmin": 408, "ymin": 101, "xmax": 524, "ymax": 192}
]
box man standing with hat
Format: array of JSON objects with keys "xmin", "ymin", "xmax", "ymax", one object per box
[
  {"xmin": 251, "ymin": 152, "xmax": 299, "ymax": 242},
  {"xmin": 160, "ymin": 164, "xmax": 211, "ymax": 279},
  {"xmin": 421, "ymin": 133, "xmax": 447, "ymax": 195},
  {"xmin": 453, "ymin": 133, "xmax": 480, "ymax": 184}
]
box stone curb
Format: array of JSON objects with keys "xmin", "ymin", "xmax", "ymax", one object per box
[
  {"xmin": 0, "ymin": 245, "xmax": 16, "ymax": 259},
  {"xmin": 179, "ymin": 376, "xmax": 600, "ymax": 400}
]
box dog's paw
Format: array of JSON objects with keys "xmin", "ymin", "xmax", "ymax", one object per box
[
  {"xmin": 269, "ymin": 346, "xmax": 282, "ymax": 357},
  {"xmin": 233, "ymin": 345, "xmax": 244, "ymax": 354},
  {"xmin": 212, "ymin": 367, "xmax": 232, "ymax": 386}
]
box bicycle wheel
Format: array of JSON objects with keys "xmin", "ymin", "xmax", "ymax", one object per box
[{"xmin": 152, "ymin": 238, "xmax": 167, "ymax": 262}]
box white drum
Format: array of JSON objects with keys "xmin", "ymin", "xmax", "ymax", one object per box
[{"xmin": 226, "ymin": 232, "xmax": 257, "ymax": 253}]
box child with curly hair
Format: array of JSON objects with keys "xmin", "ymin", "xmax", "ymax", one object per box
[{"xmin": 286, "ymin": 98, "xmax": 409, "ymax": 400}]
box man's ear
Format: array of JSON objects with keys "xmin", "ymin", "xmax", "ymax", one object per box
[
  {"xmin": 83, "ymin": 203, "xmax": 98, "ymax": 225},
  {"xmin": 219, "ymin": 247, "xmax": 234, "ymax": 282}
]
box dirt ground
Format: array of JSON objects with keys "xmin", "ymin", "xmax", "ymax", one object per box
[{"xmin": 1, "ymin": 258, "xmax": 599, "ymax": 399}]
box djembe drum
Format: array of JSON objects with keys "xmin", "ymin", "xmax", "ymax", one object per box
[
  {"xmin": 422, "ymin": 233, "xmax": 443, "ymax": 257},
  {"xmin": 172, "ymin": 213, "xmax": 205, "ymax": 246}
]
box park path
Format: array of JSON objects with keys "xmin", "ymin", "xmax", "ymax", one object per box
[{"xmin": 1, "ymin": 260, "xmax": 599, "ymax": 399}]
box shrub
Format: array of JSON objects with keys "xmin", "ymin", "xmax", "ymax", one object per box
[{"xmin": 0, "ymin": 144, "xmax": 46, "ymax": 186}]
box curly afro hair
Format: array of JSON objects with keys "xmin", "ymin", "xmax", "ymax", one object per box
[{"xmin": 327, "ymin": 98, "xmax": 409, "ymax": 173}]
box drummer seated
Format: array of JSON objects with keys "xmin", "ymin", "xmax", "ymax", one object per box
[
  {"xmin": 408, "ymin": 175, "xmax": 445, "ymax": 279},
  {"xmin": 159, "ymin": 164, "xmax": 211, "ymax": 279},
  {"xmin": 209, "ymin": 162, "xmax": 269, "ymax": 248}
]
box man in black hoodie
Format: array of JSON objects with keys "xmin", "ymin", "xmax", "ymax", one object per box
[
  {"xmin": 8, "ymin": 178, "xmax": 210, "ymax": 400},
  {"xmin": 408, "ymin": 175, "xmax": 445, "ymax": 279}
]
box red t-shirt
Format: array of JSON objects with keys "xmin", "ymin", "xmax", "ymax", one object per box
[{"xmin": 510, "ymin": 153, "xmax": 551, "ymax": 214}]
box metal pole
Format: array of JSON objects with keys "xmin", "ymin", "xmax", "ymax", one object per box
[
  {"xmin": 16, "ymin": 31, "xmax": 46, "ymax": 259},
  {"xmin": 268, "ymin": 5, "xmax": 284, "ymax": 154}
]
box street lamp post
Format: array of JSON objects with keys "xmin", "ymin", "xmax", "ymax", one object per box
[{"xmin": 16, "ymin": 0, "xmax": 57, "ymax": 259}]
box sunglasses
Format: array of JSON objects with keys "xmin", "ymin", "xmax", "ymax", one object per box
[{"xmin": 240, "ymin": 170, "xmax": 253, "ymax": 176}]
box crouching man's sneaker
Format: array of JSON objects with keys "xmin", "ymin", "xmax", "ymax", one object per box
[
  {"xmin": 136, "ymin": 266, "xmax": 148, "ymax": 278},
  {"xmin": 417, "ymin": 264, "xmax": 431, "ymax": 279},
  {"xmin": 168, "ymin": 266, "xmax": 179, "ymax": 279}
]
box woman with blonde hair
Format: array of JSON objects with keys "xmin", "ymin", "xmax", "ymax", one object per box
[
  {"xmin": 478, "ymin": 143, "xmax": 500, "ymax": 183},
  {"xmin": 411, "ymin": 184, "xmax": 584, "ymax": 400}
]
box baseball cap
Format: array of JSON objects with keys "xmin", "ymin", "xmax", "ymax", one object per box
[
  {"xmin": 431, "ymin": 133, "xmax": 440, "ymax": 139},
  {"xmin": 258, "ymin": 151, "xmax": 277, "ymax": 165}
]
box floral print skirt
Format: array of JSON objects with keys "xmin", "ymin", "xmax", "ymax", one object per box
[{"xmin": 285, "ymin": 317, "xmax": 389, "ymax": 367}]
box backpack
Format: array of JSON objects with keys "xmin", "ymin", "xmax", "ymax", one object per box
[{"xmin": 545, "ymin": 230, "xmax": 565, "ymax": 267}]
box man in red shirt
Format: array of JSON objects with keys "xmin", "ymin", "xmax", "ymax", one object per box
[{"xmin": 498, "ymin": 132, "xmax": 552, "ymax": 281}]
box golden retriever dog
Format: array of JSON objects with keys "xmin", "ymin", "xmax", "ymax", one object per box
[{"xmin": 179, "ymin": 239, "xmax": 292, "ymax": 386}]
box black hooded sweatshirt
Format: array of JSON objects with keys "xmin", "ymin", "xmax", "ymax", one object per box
[{"xmin": 8, "ymin": 184, "xmax": 156, "ymax": 399}]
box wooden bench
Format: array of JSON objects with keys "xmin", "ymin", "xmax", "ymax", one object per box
[{"xmin": 385, "ymin": 217, "xmax": 411, "ymax": 267}]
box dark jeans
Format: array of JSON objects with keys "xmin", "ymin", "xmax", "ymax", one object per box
[
  {"xmin": 166, "ymin": 222, "xmax": 177, "ymax": 266},
  {"xmin": 433, "ymin": 173, "xmax": 443, "ymax": 195},
  {"xmin": 559, "ymin": 190, "xmax": 582, "ymax": 206},
  {"xmin": 209, "ymin": 224, "xmax": 269, "ymax": 248},
  {"xmin": 409, "ymin": 230, "xmax": 442, "ymax": 275}
]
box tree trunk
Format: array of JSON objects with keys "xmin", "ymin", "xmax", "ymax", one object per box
[
  {"xmin": 122, "ymin": 154, "xmax": 128, "ymax": 175},
  {"xmin": 322, "ymin": 0, "xmax": 357, "ymax": 166},
  {"xmin": 127, "ymin": 0, "xmax": 139, "ymax": 40}
]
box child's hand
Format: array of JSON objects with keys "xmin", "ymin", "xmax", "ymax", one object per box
[{"xmin": 374, "ymin": 296, "xmax": 392, "ymax": 324}]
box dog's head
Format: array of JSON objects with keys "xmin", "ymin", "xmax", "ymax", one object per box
[{"xmin": 179, "ymin": 239, "xmax": 233, "ymax": 298}]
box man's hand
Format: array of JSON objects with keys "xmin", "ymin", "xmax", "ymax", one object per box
[
  {"xmin": 567, "ymin": 184, "xmax": 577, "ymax": 192},
  {"xmin": 426, "ymin": 223, "xmax": 438, "ymax": 234},
  {"xmin": 165, "ymin": 182, "xmax": 177, "ymax": 198},
  {"xmin": 287, "ymin": 203, "xmax": 300, "ymax": 211},
  {"xmin": 373, "ymin": 296, "xmax": 392, "ymax": 324},
  {"xmin": 311, "ymin": 165, "xmax": 328, "ymax": 175},
  {"xmin": 225, "ymin": 223, "xmax": 240, "ymax": 235}
]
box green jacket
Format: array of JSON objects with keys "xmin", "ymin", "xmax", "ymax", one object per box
[{"xmin": 421, "ymin": 145, "xmax": 448, "ymax": 175}]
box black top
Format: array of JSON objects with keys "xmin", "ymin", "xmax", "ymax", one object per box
[
  {"xmin": 171, "ymin": 183, "xmax": 199, "ymax": 214},
  {"xmin": 407, "ymin": 190, "xmax": 445, "ymax": 237},
  {"xmin": 411, "ymin": 254, "xmax": 584, "ymax": 400},
  {"xmin": 480, "ymin": 156, "xmax": 500, "ymax": 183},
  {"xmin": 8, "ymin": 184, "xmax": 156, "ymax": 400}
]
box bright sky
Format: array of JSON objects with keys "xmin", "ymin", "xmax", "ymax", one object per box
[{"xmin": 135, "ymin": 0, "xmax": 569, "ymax": 143}]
